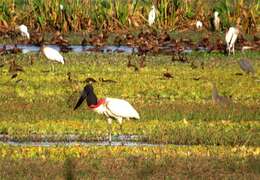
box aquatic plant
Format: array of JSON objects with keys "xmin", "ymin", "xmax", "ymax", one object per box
[{"xmin": 0, "ymin": 0, "xmax": 258, "ymax": 33}]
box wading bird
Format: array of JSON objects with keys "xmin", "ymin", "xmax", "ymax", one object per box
[
  {"xmin": 225, "ymin": 27, "xmax": 239, "ymax": 55},
  {"xmin": 213, "ymin": 11, "xmax": 220, "ymax": 31},
  {"xmin": 9, "ymin": 60, "xmax": 24, "ymax": 73},
  {"xmin": 196, "ymin": 21, "xmax": 203, "ymax": 29},
  {"xmin": 74, "ymin": 84, "xmax": 140, "ymax": 145},
  {"xmin": 18, "ymin": 25, "xmax": 30, "ymax": 39},
  {"xmin": 210, "ymin": 82, "xmax": 232, "ymax": 106},
  {"xmin": 239, "ymin": 59, "xmax": 255, "ymax": 75},
  {"xmin": 60, "ymin": 4, "xmax": 64, "ymax": 10},
  {"xmin": 148, "ymin": 5, "xmax": 156, "ymax": 26},
  {"xmin": 40, "ymin": 45, "xmax": 64, "ymax": 64}
]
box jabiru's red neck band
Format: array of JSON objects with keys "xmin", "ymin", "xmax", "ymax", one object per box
[{"xmin": 89, "ymin": 98, "xmax": 106, "ymax": 109}]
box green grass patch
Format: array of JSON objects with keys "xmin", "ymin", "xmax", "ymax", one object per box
[
  {"xmin": 0, "ymin": 52, "xmax": 259, "ymax": 146},
  {"xmin": 0, "ymin": 145, "xmax": 259, "ymax": 179}
]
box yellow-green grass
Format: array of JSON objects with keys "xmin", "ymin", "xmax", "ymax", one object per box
[
  {"xmin": 0, "ymin": 51, "xmax": 259, "ymax": 178},
  {"xmin": 0, "ymin": 52, "xmax": 259, "ymax": 145},
  {"xmin": 0, "ymin": 145, "xmax": 259, "ymax": 179}
]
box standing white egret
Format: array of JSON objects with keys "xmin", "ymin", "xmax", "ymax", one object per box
[
  {"xmin": 41, "ymin": 45, "xmax": 64, "ymax": 64},
  {"xmin": 196, "ymin": 21, "xmax": 203, "ymax": 29},
  {"xmin": 225, "ymin": 27, "xmax": 239, "ymax": 55},
  {"xmin": 60, "ymin": 4, "xmax": 64, "ymax": 10},
  {"xmin": 213, "ymin": 11, "xmax": 220, "ymax": 31},
  {"xmin": 18, "ymin": 24, "xmax": 30, "ymax": 39},
  {"xmin": 74, "ymin": 84, "xmax": 140, "ymax": 144},
  {"xmin": 148, "ymin": 5, "xmax": 156, "ymax": 26}
]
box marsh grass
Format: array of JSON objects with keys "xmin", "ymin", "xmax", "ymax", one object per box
[
  {"xmin": 0, "ymin": 145, "xmax": 259, "ymax": 179},
  {"xmin": 0, "ymin": 52, "xmax": 259, "ymax": 145}
]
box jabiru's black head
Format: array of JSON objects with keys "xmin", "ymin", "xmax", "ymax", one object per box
[{"xmin": 74, "ymin": 84, "xmax": 98, "ymax": 110}]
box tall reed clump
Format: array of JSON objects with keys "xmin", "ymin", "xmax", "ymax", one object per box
[
  {"xmin": 213, "ymin": 0, "xmax": 259, "ymax": 33},
  {"xmin": 0, "ymin": 0, "xmax": 258, "ymax": 33}
]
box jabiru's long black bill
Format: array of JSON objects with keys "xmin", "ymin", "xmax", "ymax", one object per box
[{"xmin": 74, "ymin": 88, "xmax": 88, "ymax": 110}]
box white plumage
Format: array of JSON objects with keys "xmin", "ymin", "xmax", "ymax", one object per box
[
  {"xmin": 41, "ymin": 45, "xmax": 64, "ymax": 64},
  {"xmin": 18, "ymin": 24, "xmax": 30, "ymax": 39},
  {"xmin": 225, "ymin": 27, "xmax": 239, "ymax": 55},
  {"xmin": 74, "ymin": 84, "xmax": 140, "ymax": 144},
  {"xmin": 213, "ymin": 11, "xmax": 220, "ymax": 31},
  {"xmin": 148, "ymin": 5, "xmax": 156, "ymax": 26},
  {"xmin": 60, "ymin": 4, "xmax": 64, "ymax": 10},
  {"xmin": 196, "ymin": 21, "xmax": 203, "ymax": 29},
  {"xmin": 95, "ymin": 98, "xmax": 140, "ymax": 122}
]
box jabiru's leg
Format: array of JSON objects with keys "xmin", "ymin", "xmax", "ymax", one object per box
[
  {"xmin": 50, "ymin": 64, "xmax": 54, "ymax": 72},
  {"xmin": 226, "ymin": 45, "xmax": 230, "ymax": 56},
  {"xmin": 117, "ymin": 118, "xmax": 124, "ymax": 146},
  {"xmin": 108, "ymin": 118, "xmax": 112, "ymax": 145}
]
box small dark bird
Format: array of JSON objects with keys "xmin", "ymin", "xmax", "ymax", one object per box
[
  {"xmin": 51, "ymin": 31, "xmax": 69, "ymax": 46},
  {"xmin": 239, "ymin": 59, "xmax": 255, "ymax": 75},
  {"xmin": 29, "ymin": 56, "xmax": 35, "ymax": 65},
  {"xmin": 235, "ymin": 72, "xmax": 243, "ymax": 76},
  {"xmin": 29, "ymin": 32, "xmax": 44, "ymax": 46},
  {"xmin": 81, "ymin": 38, "xmax": 88, "ymax": 46},
  {"xmin": 11, "ymin": 73, "xmax": 18, "ymax": 79},
  {"xmin": 15, "ymin": 79, "xmax": 23, "ymax": 83},
  {"xmin": 139, "ymin": 55, "xmax": 146, "ymax": 68},
  {"xmin": 41, "ymin": 70, "xmax": 50, "ymax": 73},
  {"xmin": 84, "ymin": 77, "xmax": 97, "ymax": 83},
  {"xmin": 74, "ymin": 84, "xmax": 140, "ymax": 144},
  {"xmin": 201, "ymin": 61, "xmax": 205, "ymax": 70},
  {"xmin": 99, "ymin": 78, "xmax": 117, "ymax": 83},
  {"xmin": 171, "ymin": 53, "xmax": 188, "ymax": 63},
  {"xmin": 127, "ymin": 58, "xmax": 139, "ymax": 71},
  {"xmin": 10, "ymin": 44, "xmax": 22, "ymax": 54},
  {"xmin": 211, "ymin": 83, "xmax": 232, "ymax": 106},
  {"xmin": 0, "ymin": 45, "xmax": 7, "ymax": 55},
  {"xmin": 67, "ymin": 72, "xmax": 72, "ymax": 82},
  {"xmin": 60, "ymin": 45, "xmax": 72, "ymax": 53},
  {"xmin": 190, "ymin": 61, "xmax": 198, "ymax": 69},
  {"xmin": 193, "ymin": 77, "xmax": 201, "ymax": 81},
  {"xmin": 9, "ymin": 60, "xmax": 24, "ymax": 73},
  {"xmin": 163, "ymin": 72, "xmax": 173, "ymax": 79}
]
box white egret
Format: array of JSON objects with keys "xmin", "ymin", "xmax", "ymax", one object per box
[
  {"xmin": 74, "ymin": 84, "xmax": 140, "ymax": 144},
  {"xmin": 225, "ymin": 27, "xmax": 239, "ymax": 55},
  {"xmin": 18, "ymin": 24, "xmax": 30, "ymax": 39},
  {"xmin": 148, "ymin": 5, "xmax": 156, "ymax": 26},
  {"xmin": 41, "ymin": 45, "xmax": 64, "ymax": 64},
  {"xmin": 213, "ymin": 11, "xmax": 220, "ymax": 31},
  {"xmin": 60, "ymin": 4, "xmax": 64, "ymax": 10},
  {"xmin": 196, "ymin": 21, "xmax": 203, "ymax": 29}
]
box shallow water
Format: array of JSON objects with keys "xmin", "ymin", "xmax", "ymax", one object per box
[
  {"xmin": 0, "ymin": 44, "xmax": 209, "ymax": 54},
  {"xmin": 0, "ymin": 134, "xmax": 161, "ymax": 147},
  {"xmin": 1, "ymin": 141, "xmax": 160, "ymax": 147},
  {"xmin": 0, "ymin": 44, "xmax": 138, "ymax": 54}
]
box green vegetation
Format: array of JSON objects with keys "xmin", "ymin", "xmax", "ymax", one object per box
[
  {"xmin": 0, "ymin": 51, "xmax": 259, "ymax": 178},
  {"xmin": 0, "ymin": 0, "xmax": 259, "ymax": 178},
  {"xmin": 0, "ymin": 145, "xmax": 259, "ymax": 179},
  {"xmin": 0, "ymin": 0, "xmax": 258, "ymax": 33},
  {"xmin": 0, "ymin": 52, "xmax": 259, "ymax": 144}
]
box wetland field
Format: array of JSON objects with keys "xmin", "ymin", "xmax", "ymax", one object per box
[
  {"xmin": 0, "ymin": 51, "xmax": 259, "ymax": 179},
  {"xmin": 0, "ymin": 0, "xmax": 260, "ymax": 179}
]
